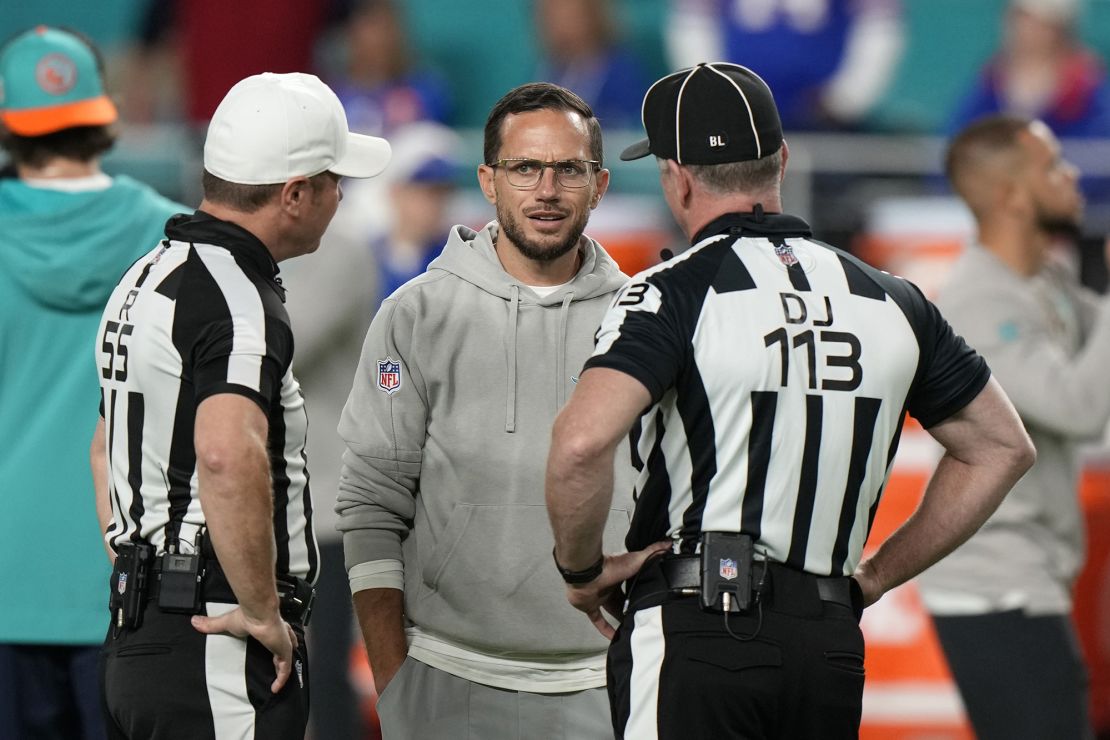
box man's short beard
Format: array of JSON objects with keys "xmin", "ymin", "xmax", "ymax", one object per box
[
  {"xmin": 1036, "ymin": 212, "xmax": 1082, "ymax": 242},
  {"xmin": 496, "ymin": 203, "xmax": 587, "ymax": 263}
]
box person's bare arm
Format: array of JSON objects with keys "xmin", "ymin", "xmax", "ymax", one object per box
[
  {"xmin": 854, "ymin": 377, "xmax": 1035, "ymax": 605},
  {"xmin": 547, "ymin": 367, "xmax": 651, "ymax": 569},
  {"xmin": 188, "ymin": 393, "xmax": 295, "ymax": 693},
  {"xmin": 353, "ymin": 588, "xmax": 407, "ymax": 695},
  {"xmin": 546, "ymin": 367, "xmax": 670, "ymax": 638},
  {"xmin": 90, "ymin": 417, "xmax": 114, "ymax": 564}
]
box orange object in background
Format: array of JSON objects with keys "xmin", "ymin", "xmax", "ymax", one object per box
[
  {"xmin": 598, "ymin": 229, "xmax": 670, "ymax": 276},
  {"xmin": 1075, "ymin": 466, "xmax": 1110, "ymax": 731},
  {"xmin": 349, "ymin": 645, "xmax": 382, "ymax": 740},
  {"xmin": 578, "ymin": 193, "xmax": 679, "ymax": 276},
  {"xmin": 854, "ymin": 233, "xmax": 963, "ymax": 301},
  {"xmin": 852, "ymin": 195, "xmax": 973, "ymax": 300}
]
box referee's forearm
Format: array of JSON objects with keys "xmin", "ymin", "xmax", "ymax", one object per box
[
  {"xmin": 861, "ymin": 445, "xmax": 1032, "ymax": 599},
  {"xmin": 199, "ymin": 452, "xmax": 282, "ymax": 620},
  {"xmin": 195, "ymin": 396, "xmax": 282, "ymax": 622},
  {"xmin": 858, "ymin": 376, "xmax": 1034, "ymax": 601},
  {"xmin": 545, "ymin": 434, "xmax": 615, "ymax": 571},
  {"xmin": 546, "ymin": 368, "xmax": 649, "ymax": 570}
]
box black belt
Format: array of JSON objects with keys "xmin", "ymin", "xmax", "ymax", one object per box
[
  {"xmin": 628, "ymin": 555, "xmax": 857, "ymax": 617},
  {"xmin": 148, "ymin": 558, "xmax": 315, "ymax": 627}
]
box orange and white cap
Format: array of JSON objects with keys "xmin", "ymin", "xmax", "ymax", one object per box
[{"xmin": 0, "ymin": 26, "xmax": 118, "ymax": 136}]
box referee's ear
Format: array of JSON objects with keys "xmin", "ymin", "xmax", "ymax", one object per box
[
  {"xmin": 279, "ymin": 176, "xmax": 313, "ymax": 217},
  {"xmin": 667, "ymin": 160, "xmax": 694, "ymax": 210}
]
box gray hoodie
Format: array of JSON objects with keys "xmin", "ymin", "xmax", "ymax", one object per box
[
  {"xmin": 918, "ymin": 244, "xmax": 1110, "ymax": 614},
  {"xmin": 337, "ymin": 222, "xmax": 633, "ymax": 657}
]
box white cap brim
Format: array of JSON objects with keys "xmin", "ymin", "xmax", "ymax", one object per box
[{"xmin": 332, "ymin": 132, "xmax": 392, "ymax": 179}]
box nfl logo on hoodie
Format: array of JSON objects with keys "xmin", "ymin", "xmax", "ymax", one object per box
[{"xmin": 377, "ymin": 358, "xmax": 402, "ymax": 394}]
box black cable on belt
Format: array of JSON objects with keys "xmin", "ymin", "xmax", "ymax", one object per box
[{"xmin": 721, "ymin": 560, "xmax": 769, "ymax": 642}]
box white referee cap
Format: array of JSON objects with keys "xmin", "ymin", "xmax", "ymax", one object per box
[{"xmin": 204, "ymin": 72, "xmax": 391, "ymax": 185}]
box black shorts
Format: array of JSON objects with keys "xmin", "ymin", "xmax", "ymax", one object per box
[{"xmin": 100, "ymin": 600, "xmax": 309, "ymax": 740}]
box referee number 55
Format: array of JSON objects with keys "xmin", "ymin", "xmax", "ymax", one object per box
[{"xmin": 100, "ymin": 320, "xmax": 135, "ymax": 382}]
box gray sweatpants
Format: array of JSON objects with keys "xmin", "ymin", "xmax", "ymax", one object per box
[{"xmin": 376, "ymin": 657, "xmax": 614, "ymax": 740}]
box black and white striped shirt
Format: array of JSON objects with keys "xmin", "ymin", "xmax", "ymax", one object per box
[
  {"xmin": 586, "ymin": 212, "xmax": 989, "ymax": 577},
  {"xmin": 95, "ymin": 211, "xmax": 318, "ymax": 582}
]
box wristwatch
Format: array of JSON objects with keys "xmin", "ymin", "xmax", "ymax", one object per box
[{"xmin": 553, "ymin": 549, "xmax": 604, "ymax": 584}]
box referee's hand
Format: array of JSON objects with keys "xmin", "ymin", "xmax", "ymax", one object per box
[
  {"xmin": 851, "ymin": 558, "xmax": 884, "ymax": 610},
  {"xmin": 565, "ymin": 542, "xmax": 671, "ymax": 640},
  {"xmin": 192, "ymin": 608, "xmax": 298, "ymax": 693}
]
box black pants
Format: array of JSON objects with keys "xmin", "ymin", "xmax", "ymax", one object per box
[
  {"xmin": 0, "ymin": 643, "xmax": 106, "ymax": 740},
  {"xmin": 609, "ymin": 564, "xmax": 865, "ymax": 739},
  {"xmin": 100, "ymin": 601, "xmax": 309, "ymax": 739},
  {"xmin": 932, "ymin": 610, "xmax": 1092, "ymax": 740}
]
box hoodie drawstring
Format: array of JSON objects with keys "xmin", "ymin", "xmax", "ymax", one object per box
[
  {"xmin": 505, "ymin": 285, "xmax": 520, "ymax": 433},
  {"xmin": 556, "ymin": 292, "xmax": 573, "ymax": 409}
]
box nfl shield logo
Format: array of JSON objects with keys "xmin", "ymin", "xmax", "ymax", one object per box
[
  {"xmin": 377, "ymin": 358, "xmax": 402, "ymax": 395},
  {"xmin": 117, "ymin": 572, "xmax": 128, "ymax": 595},
  {"xmin": 774, "ymin": 242, "xmax": 799, "ymax": 267},
  {"xmin": 719, "ymin": 558, "xmax": 738, "ymax": 581}
]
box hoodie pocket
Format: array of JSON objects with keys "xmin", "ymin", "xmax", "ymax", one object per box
[
  {"xmin": 421, "ymin": 503, "xmax": 477, "ymax": 588},
  {"xmin": 416, "ymin": 503, "xmax": 630, "ymax": 654}
]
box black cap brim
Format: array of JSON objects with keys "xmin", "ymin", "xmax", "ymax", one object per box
[{"xmin": 619, "ymin": 138, "xmax": 652, "ymax": 161}]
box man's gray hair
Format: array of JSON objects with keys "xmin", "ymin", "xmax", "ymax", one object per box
[{"xmin": 660, "ymin": 149, "xmax": 783, "ymax": 196}]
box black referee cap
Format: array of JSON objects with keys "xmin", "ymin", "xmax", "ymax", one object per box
[{"xmin": 620, "ymin": 62, "xmax": 783, "ymax": 165}]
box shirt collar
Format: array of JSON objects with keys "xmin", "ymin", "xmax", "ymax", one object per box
[
  {"xmin": 165, "ymin": 210, "xmax": 283, "ymax": 295},
  {"xmin": 691, "ymin": 208, "xmax": 813, "ymax": 246}
]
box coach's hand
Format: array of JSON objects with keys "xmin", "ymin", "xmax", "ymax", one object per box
[
  {"xmin": 565, "ymin": 541, "xmax": 671, "ymax": 639},
  {"xmin": 192, "ymin": 607, "xmax": 297, "ymax": 693}
]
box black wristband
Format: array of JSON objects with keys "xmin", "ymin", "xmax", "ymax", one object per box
[{"xmin": 553, "ymin": 549, "xmax": 604, "ymax": 584}]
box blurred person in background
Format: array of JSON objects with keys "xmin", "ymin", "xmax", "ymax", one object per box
[
  {"xmin": 324, "ymin": 0, "xmax": 456, "ymax": 283},
  {"xmin": 949, "ymin": 0, "xmax": 1110, "ymax": 139},
  {"xmin": 917, "ymin": 113, "xmax": 1109, "ymax": 740},
  {"xmin": 331, "ymin": 0, "xmax": 453, "ymax": 138},
  {"xmin": 0, "ymin": 25, "xmax": 184, "ymax": 739},
  {"xmin": 125, "ymin": 0, "xmax": 329, "ymax": 127},
  {"xmin": 665, "ymin": 0, "xmax": 905, "ymax": 130},
  {"xmin": 533, "ymin": 0, "xmax": 651, "ymax": 129},
  {"xmin": 337, "ymin": 82, "xmax": 631, "ymax": 739},
  {"xmin": 371, "ymin": 122, "xmax": 461, "ymax": 300}
]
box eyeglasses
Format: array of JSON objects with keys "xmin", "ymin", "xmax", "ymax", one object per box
[{"xmin": 488, "ymin": 158, "xmax": 600, "ymax": 189}]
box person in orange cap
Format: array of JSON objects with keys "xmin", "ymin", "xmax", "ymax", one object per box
[{"xmin": 0, "ymin": 25, "xmax": 185, "ymax": 740}]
